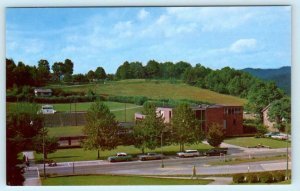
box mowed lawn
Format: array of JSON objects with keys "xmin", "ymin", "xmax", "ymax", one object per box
[
  {"xmin": 54, "ymin": 79, "xmax": 246, "ymax": 106},
  {"xmin": 42, "ymin": 175, "xmax": 213, "ymax": 185},
  {"xmin": 35, "ymin": 143, "xmax": 213, "ymax": 162},
  {"xmin": 224, "ymin": 137, "xmax": 291, "ymax": 149},
  {"xmin": 47, "ymin": 126, "xmax": 84, "ymax": 137}
]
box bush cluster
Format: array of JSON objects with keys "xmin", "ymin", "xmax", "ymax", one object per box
[{"xmin": 232, "ymin": 171, "xmax": 287, "ymax": 184}]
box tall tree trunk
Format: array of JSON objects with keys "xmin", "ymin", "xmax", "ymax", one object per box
[
  {"xmin": 97, "ymin": 149, "xmax": 100, "ymax": 159},
  {"xmin": 142, "ymin": 147, "xmax": 145, "ymax": 154},
  {"xmin": 182, "ymin": 144, "xmax": 184, "ymax": 152}
]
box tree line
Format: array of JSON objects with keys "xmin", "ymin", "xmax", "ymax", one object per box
[{"xmin": 6, "ymin": 58, "xmax": 109, "ymax": 88}]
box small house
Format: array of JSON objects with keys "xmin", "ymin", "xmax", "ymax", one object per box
[{"xmin": 34, "ymin": 88, "xmax": 52, "ymax": 97}]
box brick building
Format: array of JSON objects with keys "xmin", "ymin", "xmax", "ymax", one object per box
[{"xmin": 135, "ymin": 104, "xmax": 244, "ymax": 137}]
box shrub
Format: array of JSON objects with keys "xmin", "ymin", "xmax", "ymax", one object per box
[
  {"xmin": 246, "ymin": 173, "xmax": 259, "ymax": 183},
  {"xmin": 259, "ymin": 172, "xmax": 273, "ymax": 183},
  {"xmin": 233, "ymin": 173, "xmax": 245, "ymax": 183},
  {"xmin": 272, "ymin": 171, "xmax": 285, "ymax": 182}
]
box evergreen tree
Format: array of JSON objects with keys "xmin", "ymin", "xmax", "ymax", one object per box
[{"xmin": 206, "ymin": 123, "xmax": 225, "ymax": 147}]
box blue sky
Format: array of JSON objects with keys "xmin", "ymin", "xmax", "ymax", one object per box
[{"xmin": 6, "ymin": 6, "xmax": 291, "ymax": 74}]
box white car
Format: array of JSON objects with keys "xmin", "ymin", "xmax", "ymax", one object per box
[
  {"xmin": 177, "ymin": 150, "xmax": 200, "ymax": 158},
  {"xmin": 271, "ymin": 133, "xmax": 289, "ymax": 140},
  {"xmin": 39, "ymin": 105, "xmax": 56, "ymax": 114}
]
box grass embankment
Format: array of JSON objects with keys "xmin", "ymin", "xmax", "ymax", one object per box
[
  {"xmin": 52, "ymin": 79, "xmax": 246, "ymax": 106},
  {"xmin": 224, "ymin": 137, "xmax": 291, "ymax": 149},
  {"xmin": 35, "ymin": 143, "xmax": 213, "ymax": 163},
  {"xmin": 7, "ymin": 101, "xmax": 143, "ymax": 122},
  {"xmin": 209, "ymin": 155, "xmax": 287, "ymax": 166},
  {"xmin": 41, "ymin": 174, "xmax": 213, "ymax": 185},
  {"xmin": 47, "ymin": 126, "xmax": 84, "ymax": 137}
]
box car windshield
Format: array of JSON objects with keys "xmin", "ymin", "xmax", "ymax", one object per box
[
  {"xmin": 42, "ymin": 106, "xmax": 53, "ymax": 109},
  {"xmin": 186, "ymin": 150, "xmax": 197, "ymax": 153}
]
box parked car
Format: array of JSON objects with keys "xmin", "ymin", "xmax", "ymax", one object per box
[
  {"xmin": 264, "ymin": 132, "xmax": 280, "ymax": 137},
  {"xmin": 138, "ymin": 153, "xmax": 164, "ymax": 161},
  {"xmin": 107, "ymin": 152, "xmax": 133, "ymax": 162},
  {"xmin": 39, "ymin": 105, "xmax": 56, "ymax": 114},
  {"xmin": 205, "ymin": 148, "xmax": 227, "ymax": 156},
  {"xmin": 271, "ymin": 133, "xmax": 290, "ymax": 140},
  {"xmin": 177, "ymin": 150, "xmax": 200, "ymax": 158}
]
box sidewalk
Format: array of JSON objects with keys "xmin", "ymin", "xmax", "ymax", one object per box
[
  {"xmin": 143, "ymin": 176, "xmax": 233, "ymax": 185},
  {"xmin": 22, "ymin": 151, "xmax": 41, "ymax": 186},
  {"xmin": 202, "ymin": 141, "xmax": 291, "ymax": 155}
]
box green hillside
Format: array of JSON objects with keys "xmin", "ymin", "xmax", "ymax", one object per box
[{"xmin": 50, "ymin": 79, "xmax": 246, "ymax": 106}]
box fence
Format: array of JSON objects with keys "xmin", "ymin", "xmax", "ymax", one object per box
[{"xmin": 44, "ymin": 112, "xmax": 87, "ymax": 127}]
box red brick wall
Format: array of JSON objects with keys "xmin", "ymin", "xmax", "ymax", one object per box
[
  {"xmin": 222, "ymin": 106, "xmax": 243, "ymax": 136},
  {"xmin": 205, "ymin": 108, "xmax": 224, "ymax": 133},
  {"xmin": 202, "ymin": 106, "xmax": 244, "ymax": 136}
]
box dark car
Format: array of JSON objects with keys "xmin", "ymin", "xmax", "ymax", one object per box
[
  {"xmin": 138, "ymin": 153, "xmax": 164, "ymax": 161},
  {"xmin": 205, "ymin": 148, "xmax": 227, "ymax": 156}
]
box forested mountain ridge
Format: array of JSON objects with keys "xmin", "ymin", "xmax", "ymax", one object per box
[{"xmin": 242, "ymin": 66, "xmax": 291, "ymax": 95}]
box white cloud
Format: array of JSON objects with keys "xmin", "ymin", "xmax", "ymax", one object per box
[
  {"xmin": 229, "ymin": 39, "xmax": 257, "ymax": 53},
  {"xmin": 165, "ymin": 7, "xmax": 254, "ymax": 32},
  {"xmin": 138, "ymin": 9, "xmax": 149, "ymax": 20}
]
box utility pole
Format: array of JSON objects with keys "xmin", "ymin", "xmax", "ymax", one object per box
[
  {"xmin": 75, "ymin": 100, "xmax": 77, "ymax": 126},
  {"xmin": 124, "ymin": 103, "xmax": 127, "ymax": 122}
]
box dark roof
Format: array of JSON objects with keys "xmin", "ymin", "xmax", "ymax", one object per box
[{"xmin": 118, "ymin": 122, "xmax": 135, "ymax": 128}]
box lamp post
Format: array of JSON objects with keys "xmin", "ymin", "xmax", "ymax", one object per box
[
  {"xmin": 30, "ymin": 120, "xmax": 46, "ymax": 179},
  {"xmin": 42, "ymin": 124, "xmax": 46, "ymax": 179},
  {"xmin": 161, "ymin": 132, "xmax": 164, "ymax": 168}
]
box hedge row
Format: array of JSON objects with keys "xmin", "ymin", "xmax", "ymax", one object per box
[
  {"xmin": 233, "ymin": 171, "xmax": 288, "ymax": 184},
  {"xmin": 6, "ymin": 95, "xmax": 106, "ymax": 103},
  {"xmin": 7, "ymin": 94, "xmax": 213, "ymax": 107},
  {"xmin": 144, "ymin": 98, "xmax": 212, "ymax": 108},
  {"xmin": 107, "ymin": 96, "xmax": 148, "ymax": 105}
]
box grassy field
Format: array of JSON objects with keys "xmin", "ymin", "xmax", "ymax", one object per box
[
  {"xmin": 35, "ymin": 143, "xmax": 213, "ymax": 162},
  {"xmin": 50, "ymin": 79, "xmax": 246, "ymax": 106},
  {"xmin": 42, "ymin": 175, "xmax": 213, "ymax": 185},
  {"xmin": 224, "ymin": 137, "xmax": 291, "ymax": 148},
  {"xmin": 7, "ymin": 101, "xmax": 143, "ymax": 122},
  {"xmin": 47, "ymin": 126, "xmax": 84, "ymax": 137},
  {"xmin": 208, "ymin": 155, "xmax": 287, "ymax": 166}
]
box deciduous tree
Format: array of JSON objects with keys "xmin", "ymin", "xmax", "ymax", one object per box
[
  {"xmin": 171, "ymin": 103, "xmax": 203, "ymax": 151},
  {"xmin": 133, "ymin": 102, "xmax": 165, "ymax": 153},
  {"xmin": 82, "ymin": 102, "xmax": 119, "ymax": 159}
]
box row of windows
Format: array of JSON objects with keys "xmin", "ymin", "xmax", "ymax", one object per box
[{"xmin": 224, "ymin": 107, "xmax": 242, "ymax": 115}]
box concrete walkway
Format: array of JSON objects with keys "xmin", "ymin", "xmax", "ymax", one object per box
[{"xmin": 22, "ymin": 151, "xmax": 41, "ymax": 186}]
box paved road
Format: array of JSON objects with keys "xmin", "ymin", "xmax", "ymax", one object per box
[{"xmin": 39, "ymin": 151, "xmax": 291, "ymax": 176}]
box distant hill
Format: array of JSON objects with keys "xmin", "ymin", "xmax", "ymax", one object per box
[{"xmin": 242, "ymin": 66, "xmax": 291, "ymax": 95}]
